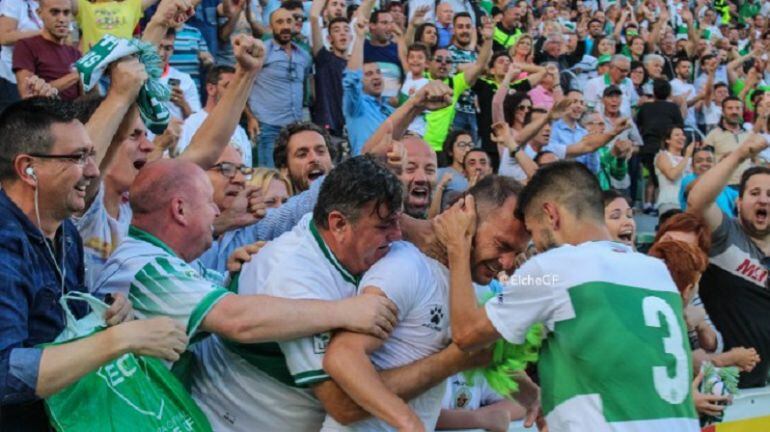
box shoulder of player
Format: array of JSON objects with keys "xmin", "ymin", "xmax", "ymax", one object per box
[{"xmin": 367, "ymin": 241, "xmax": 431, "ymax": 274}]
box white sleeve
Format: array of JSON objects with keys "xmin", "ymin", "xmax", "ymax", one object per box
[
  {"xmin": 181, "ymin": 73, "xmax": 202, "ymax": 113},
  {"xmin": 0, "ymin": 0, "xmax": 23, "ymax": 18},
  {"xmin": 359, "ymin": 243, "xmax": 423, "ymax": 321},
  {"xmin": 479, "ymin": 377, "xmax": 504, "ymax": 405},
  {"xmin": 484, "ymin": 258, "xmax": 556, "ymax": 344}
]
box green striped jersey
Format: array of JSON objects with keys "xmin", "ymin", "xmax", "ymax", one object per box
[
  {"xmin": 94, "ymin": 225, "xmax": 231, "ymax": 341},
  {"xmin": 485, "ymin": 241, "xmax": 699, "ymax": 432}
]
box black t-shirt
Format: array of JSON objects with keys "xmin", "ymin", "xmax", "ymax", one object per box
[
  {"xmin": 700, "ymin": 215, "xmax": 770, "ymax": 388},
  {"xmin": 635, "ymin": 100, "xmax": 684, "ymax": 155},
  {"xmin": 474, "ymin": 77, "xmax": 532, "ymax": 162},
  {"xmin": 311, "ymin": 48, "xmax": 347, "ymax": 136}
]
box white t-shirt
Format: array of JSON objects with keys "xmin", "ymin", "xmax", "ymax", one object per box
[
  {"xmin": 485, "ymin": 241, "xmax": 699, "ymax": 431},
  {"xmin": 178, "ymin": 109, "xmax": 253, "ymax": 166},
  {"xmin": 72, "ymin": 184, "xmax": 131, "ymax": 290},
  {"xmin": 0, "ymin": 0, "xmax": 41, "ymax": 83},
  {"xmin": 191, "ymin": 214, "xmax": 356, "ymax": 432},
  {"xmin": 321, "ymin": 241, "xmax": 451, "ymax": 431},
  {"xmin": 400, "ymin": 73, "xmax": 429, "ymax": 136},
  {"xmin": 498, "ymin": 143, "xmax": 566, "ymax": 181},
  {"xmin": 670, "ymin": 78, "xmax": 697, "ymax": 128},
  {"xmin": 160, "ymin": 67, "xmax": 202, "ymax": 120},
  {"xmin": 442, "ymin": 373, "xmax": 503, "ymax": 410}
]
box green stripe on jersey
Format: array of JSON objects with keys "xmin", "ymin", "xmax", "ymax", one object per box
[
  {"xmin": 293, "ymin": 369, "xmax": 330, "ymax": 386},
  {"xmin": 188, "ymin": 288, "xmax": 231, "ymax": 338},
  {"xmin": 539, "ymin": 282, "xmax": 697, "ymax": 423}
]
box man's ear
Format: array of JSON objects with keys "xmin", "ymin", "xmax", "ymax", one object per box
[
  {"xmin": 326, "ymin": 210, "xmax": 350, "ymax": 240},
  {"xmin": 170, "ymin": 197, "xmax": 188, "ymax": 226},
  {"xmin": 542, "ymin": 201, "xmax": 561, "ymax": 230}
]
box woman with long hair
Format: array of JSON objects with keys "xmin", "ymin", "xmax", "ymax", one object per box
[{"xmin": 654, "ymin": 126, "xmax": 694, "ymax": 214}]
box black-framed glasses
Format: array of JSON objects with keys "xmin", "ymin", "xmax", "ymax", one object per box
[
  {"xmin": 28, "ymin": 149, "xmax": 96, "ymax": 166},
  {"xmin": 210, "ymin": 162, "xmax": 254, "ymax": 179}
]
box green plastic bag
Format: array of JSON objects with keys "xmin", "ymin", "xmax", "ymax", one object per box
[{"xmin": 44, "ymin": 292, "xmax": 212, "ymax": 432}]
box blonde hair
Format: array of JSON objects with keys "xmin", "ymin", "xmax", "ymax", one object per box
[
  {"xmin": 248, "ymin": 168, "xmax": 294, "ymax": 197},
  {"xmin": 509, "ymin": 34, "xmax": 534, "ymax": 59}
]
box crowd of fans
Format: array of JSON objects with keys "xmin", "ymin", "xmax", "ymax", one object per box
[{"xmin": 1, "ymin": 0, "xmax": 769, "ymax": 430}]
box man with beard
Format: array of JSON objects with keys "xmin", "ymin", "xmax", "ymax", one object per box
[
  {"xmin": 424, "ymin": 21, "xmax": 493, "ymax": 151},
  {"xmin": 669, "ymin": 58, "xmax": 698, "ymax": 129},
  {"xmin": 400, "ymin": 136, "xmax": 437, "ymax": 219},
  {"xmin": 438, "ymin": 161, "xmax": 700, "ymax": 431},
  {"xmin": 321, "ymin": 175, "xmax": 541, "ymax": 431},
  {"xmin": 12, "ymin": 0, "xmax": 81, "ymax": 101},
  {"xmin": 192, "ymin": 156, "xmax": 488, "ymax": 431},
  {"xmin": 449, "ymin": 12, "xmax": 479, "ymax": 142},
  {"xmin": 177, "ymin": 65, "xmax": 252, "ymax": 166},
  {"xmin": 249, "ymin": 7, "xmax": 312, "ymax": 167},
  {"xmin": 704, "ymin": 96, "xmax": 751, "ymax": 187},
  {"xmin": 273, "ymin": 121, "xmax": 335, "ymax": 193},
  {"xmin": 687, "ymin": 134, "xmax": 770, "ymax": 388}
]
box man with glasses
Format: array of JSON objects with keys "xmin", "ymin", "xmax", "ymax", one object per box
[
  {"xmin": 249, "ymin": 7, "xmax": 312, "ymax": 167},
  {"xmin": 0, "ymin": 97, "xmax": 189, "ymax": 432},
  {"xmin": 584, "ymin": 54, "xmax": 638, "ymax": 117},
  {"xmin": 424, "ymin": 22, "xmax": 493, "ymax": 152},
  {"xmin": 178, "ymin": 65, "xmax": 253, "ymax": 167}
]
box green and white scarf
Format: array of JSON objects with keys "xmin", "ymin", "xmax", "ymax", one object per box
[{"xmin": 76, "ymin": 35, "xmax": 171, "ymax": 134}]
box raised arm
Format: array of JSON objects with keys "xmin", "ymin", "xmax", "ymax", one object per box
[
  {"xmin": 566, "ymin": 117, "xmax": 631, "ymax": 157},
  {"xmin": 687, "ymin": 135, "xmax": 768, "ymax": 230},
  {"xmin": 655, "ymin": 142, "xmax": 693, "ymax": 181},
  {"xmin": 83, "ymin": 59, "xmax": 148, "ymax": 208},
  {"xmin": 516, "ymin": 98, "xmax": 573, "ymax": 146},
  {"xmin": 492, "ymin": 121, "xmax": 538, "ymax": 181},
  {"xmin": 180, "ymin": 35, "xmax": 264, "ymax": 169},
  {"xmin": 218, "ymin": 0, "xmax": 245, "ymax": 43},
  {"xmin": 142, "ymin": 0, "xmax": 195, "ymax": 47},
  {"xmin": 309, "ymin": 0, "xmax": 326, "ymax": 57},
  {"xmin": 462, "ymin": 20, "xmax": 494, "ymax": 87}
]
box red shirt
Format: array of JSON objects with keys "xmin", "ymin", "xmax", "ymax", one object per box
[{"xmin": 12, "ymin": 35, "xmax": 82, "ymax": 101}]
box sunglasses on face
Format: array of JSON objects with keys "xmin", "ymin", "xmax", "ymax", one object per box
[
  {"xmin": 517, "ymin": 105, "xmax": 532, "ymax": 111},
  {"xmin": 434, "ymin": 56, "xmax": 450, "ymax": 63}
]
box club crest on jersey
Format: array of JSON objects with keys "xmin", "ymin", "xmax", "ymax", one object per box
[
  {"xmin": 422, "ymin": 305, "xmax": 445, "ymax": 331},
  {"xmin": 313, "ymin": 332, "xmax": 331, "ymax": 354}
]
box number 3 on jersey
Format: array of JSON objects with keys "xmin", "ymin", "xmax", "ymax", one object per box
[{"xmin": 642, "ymin": 296, "xmax": 689, "ymax": 404}]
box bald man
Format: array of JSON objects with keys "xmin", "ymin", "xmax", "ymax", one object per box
[
  {"xmin": 94, "ymin": 158, "xmax": 398, "ymax": 378},
  {"xmin": 400, "ymin": 136, "xmax": 438, "ymax": 219}
]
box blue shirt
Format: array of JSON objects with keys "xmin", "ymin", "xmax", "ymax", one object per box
[
  {"xmin": 548, "ymin": 118, "xmax": 600, "ymax": 173},
  {"xmin": 196, "ymin": 176, "xmax": 323, "ymax": 273},
  {"xmin": 343, "ymin": 68, "xmax": 395, "ymax": 155},
  {"xmin": 436, "ymin": 23, "xmax": 453, "ymax": 48},
  {"xmin": 248, "ymin": 40, "xmax": 312, "ymax": 127},
  {"xmin": 679, "ymin": 173, "xmax": 738, "ymax": 217},
  {"xmin": 0, "ymin": 190, "xmax": 87, "ymax": 421}
]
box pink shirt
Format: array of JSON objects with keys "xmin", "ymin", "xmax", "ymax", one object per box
[{"xmin": 528, "ymin": 85, "xmax": 554, "ymax": 110}]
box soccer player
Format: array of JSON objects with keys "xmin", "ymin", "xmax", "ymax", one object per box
[
  {"xmin": 192, "ymin": 156, "xmax": 488, "ymax": 431},
  {"xmin": 321, "ymin": 175, "xmax": 540, "ymax": 431},
  {"xmin": 437, "ymin": 161, "xmax": 700, "ymax": 431}
]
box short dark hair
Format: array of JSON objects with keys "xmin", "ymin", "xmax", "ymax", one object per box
[
  {"xmin": 313, "ymin": 155, "xmax": 403, "ymax": 229},
  {"xmin": 441, "ymin": 129, "xmax": 472, "ymax": 162},
  {"xmin": 0, "ymin": 98, "xmax": 81, "ymax": 180},
  {"xmin": 370, "ymin": 9, "xmax": 390, "ymax": 23},
  {"xmin": 282, "ymin": 0, "xmax": 304, "ymax": 10},
  {"xmin": 674, "ymin": 57, "xmax": 691, "ymax": 69},
  {"xmin": 453, "ymin": 11, "xmax": 472, "ymax": 24},
  {"xmin": 515, "ymin": 161, "xmax": 604, "ymax": 222},
  {"xmin": 653, "ymin": 78, "xmax": 671, "ymax": 100},
  {"xmin": 164, "ymin": 26, "xmax": 177, "ymax": 39},
  {"xmin": 601, "ymin": 188, "xmax": 630, "ymax": 208},
  {"xmin": 327, "ymin": 16, "xmax": 350, "ymax": 29},
  {"xmin": 462, "ymin": 148, "xmax": 489, "ymax": 169},
  {"xmin": 714, "ymin": 82, "xmax": 728, "ymax": 91},
  {"xmin": 534, "ymin": 150, "xmax": 555, "ymax": 165},
  {"xmin": 488, "ymin": 51, "xmax": 510, "ymax": 69},
  {"xmin": 739, "ymin": 166, "xmax": 770, "ymax": 197},
  {"xmin": 407, "ymin": 42, "xmax": 431, "ymax": 59},
  {"xmin": 722, "ymin": 95, "xmax": 742, "ymax": 109},
  {"xmin": 205, "ymin": 64, "xmax": 236, "ymax": 86},
  {"xmin": 273, "ymin": 121, "xmax": 335, "ymax": 169},
  {"xmin": 466, "ymin": 175, "xmax": 523, "ymax": 220}
]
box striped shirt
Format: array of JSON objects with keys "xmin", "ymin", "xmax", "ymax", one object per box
[{"xmin": 170, "ymin": 24, "xmax": 210, "ymax": 89}]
